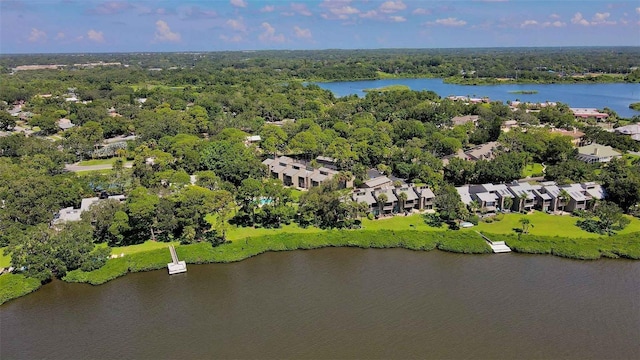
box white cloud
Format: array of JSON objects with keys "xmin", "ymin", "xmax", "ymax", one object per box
[
  {"xmin": 542, "ymin": 21, "xmax": 566, "ymax": 28},
  {"xmin": 259, "ymin": 22, "xmax": 285, "ymax": 42},
  {"xmin": 389, "ymin": 16, "xmax": 406, "ymax": 22},
  {"xmin": 261, "ymin": 5, "xmax": 275, "ymax": 12},
  {"xmin": 592, "ymin": 12, "xmax": 615, "ymax": 25},
  {"xmin": 549, "ymin": 13, "xmax": 560, "ymax": 19},
  {"xmin": 520, "ymin": 20, "xmax": 538, "ymax": 28},
  {"xmin": 571, "ymin": 12, "xmax": 590, "ymax": 26},
  {"xmin": 226, "ymin": 18, "xmax": 246, "ymax": 32},
  {"xmin": 291, "ymin": 3, "xmax": 312, "ymax": 16},
  {"xmin": 360, "ymin": 10, "xmax": 378, "ymax": 19},
  {"xmin": 230, "ymin": 0, "xmax": 247, "ymax": 8},
  {"xmin": 55, "ymin": 32, "xmax": 65, "ymax": 40},
  {"xmin": 293, "ymin": 26, "xmax": 312, "ymax": 38},
  {"xmin": 412, "ymin": 8, "xmax": 431, "ymax": 15},
  {"xmin": 322, "ymin": 5, "xmax": 359, "ymax": 20},
  {"xmin": 154, "ymin": 20, "xmax": 180, "ymax": 42},
  {"xmin": 636, "ymin": 7, "xmax": 640, "ymax": 15},
  {"xmin": 28, "ymin": 28, "xmax": 47, "ymax": 42},
  {"xmin": 427, "ymin": 17, "xmax": 467, "ymax": 27},
  {"xmin": 87, "ymin": 29, "xmax": 104, "ymax": 43},
  {"xmin": 220, "ymin": 34, "xmax": 243, "ymax": 42},
  {"xmin": 379, "ymin": 1, "xmax": 406, "ymax": 13}
]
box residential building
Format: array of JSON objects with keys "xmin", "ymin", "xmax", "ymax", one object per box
[
  {"xmin": 614, "ymin": 124, "xmax": 640, "ymax": 141},
  {"xmin": 465, "ymin": 141, "xmax": 500, "ymax": 161},
  {"xmin": 570, "ymin": 108, "xmax": 609, "ymax": 120},
  {"xmin": 507, "ymin": 182, "xmax": 536, "ymax": 212},
  {"xmin": 364, "ymin": 176, "xmax": 393, "ymax": 190},
  {"xmin": 394, "ymin": 185, "xmax": 420, "ymax": 213},
  {"xmin": 414, "ymin": 185, "xmax": 435, "ymax": 210},
  {"xmin": 372, "ymin": 187, "xmax": 397, "ymax": 215},
  {"xmin": 262, "ymin": 156, "xmax": 351, "ymax": 190},
  {"xmin": 451, "ymin": 115, "xmax": 480, "ymax": 127},
  {"xmin": 53, "ymin": 195, "xmax": 126, "ymax": 226},
  {"xmin": 550, "ymin": 128, "xmax": 587, "ymax": 147},
  {"xmin": 576, "ymin": 143, "xmax": 621, "ymax": 163}
]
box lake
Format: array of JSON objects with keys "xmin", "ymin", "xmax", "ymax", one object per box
[
  {"xmin": 2, "ymin": 248, "xmax": 639, "ymax": 359},
  {"xmin": 315, "ymin": 78, "xmax": 640, "ymax": 118}
]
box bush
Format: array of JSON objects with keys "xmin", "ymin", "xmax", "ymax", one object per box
[
  {"xmin": 493, "ymin": 213, "xmax": 504, "ymax": 221},
  {"xmin": 423, "ymin": 213, "xmax": 443, "ymax": 228},
  {"xmin": 467, "ymin": 214, "xmax": 480, "ymax": 225},
  {"xmin": 483, "ymin": 217, "xmax": 494, "ymax": 223}
]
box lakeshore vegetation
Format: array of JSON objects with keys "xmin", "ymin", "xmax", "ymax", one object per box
[{"xmin": 1, "ymin": 48, "xmax": 640, "ymax": 305}]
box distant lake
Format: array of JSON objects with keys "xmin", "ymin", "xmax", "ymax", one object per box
[{"xmin": 316, "ymin": 78, "xmax": 640, "ymax": 118}]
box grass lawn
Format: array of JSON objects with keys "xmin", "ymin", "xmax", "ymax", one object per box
[
  {"xmin": 77, "ymin": 158, "xmax": 118, "ymax": 166},
  {"xmin": 360, "ymin": 214, "xmax": 444, "ymax": 231},
  {"xmin": 0, "ymin": 247, "xmax": 11, "ymax": 268},
  {"xmin": 289, "ymin": 189, "xmax": 303, "ymax": 202},
  {"xmin": 473, "ymin": 211, "xmax": 640, "ymax": 238},
  {"xmin": 106, "ymin": 240, "xmax": 181, "ymax": 256},
  {"xmin": 522, "ymin": 163, "xmax": 544, "ymax": 177},
  {"xmin": 226, "ymin": 223, "xmax": 322, "ymax": 241}
]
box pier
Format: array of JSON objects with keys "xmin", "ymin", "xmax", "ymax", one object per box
[
  {"xmin": 476, "ymin": 231, "xmax": 512, "ymax": 253},
  {"xmin": 167, "ymin": 245, "xmax": 187, "ymax": 274}
]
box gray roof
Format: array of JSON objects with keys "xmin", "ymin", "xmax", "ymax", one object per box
[
  {"xmin": 475, "ymin": 192, "xmax": 498, "ymax": 203},
  {"xmin": 365, "ymin": 176, "xmax": 393, "ymax": 189},
  {"xmin": 374, "ymin": 187, "xmax": 397, "ymax": 202},
  {"xmin": 577, "ymin": 144, "xmax": 621, "ymax": 158},
  {"xmin": 353, "ymin": 190, "xmax": 376, "ymax": 205},
  {"xmin": 456, "ymin": 186, "xmax": 473, "ymax": 205},
  {"xmin": 416, "ymin": 186, "xmax": 435, "ymax": 199},
  {"xmin": 395, "ymin": 187, "xmax": 418, "ymax": 201}
]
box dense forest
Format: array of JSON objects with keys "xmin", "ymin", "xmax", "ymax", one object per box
[{"xmin": 1, "ymin": 48, "xmax": 640, "ymax": 285}]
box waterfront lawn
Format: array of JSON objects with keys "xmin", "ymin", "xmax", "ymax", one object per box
[
  {"xmin": 360, "ymin": 214, "xmax": 445, "ymax": 232},
  {"xmin": 106, "ymin": 240, "xmax": 181, "ymax": 256},
  {"xmin": 77, "ymin": 158, "xmax": 117, "ymax": 166},
  {"xmin": 0, "ymin": 273, "xmax": 41, "ymax": 305},
  {"xmin": 473, "ymin": 211, "xmax": 640, "ymax": 238},
  {"xmin": 521, "ymin": 163, "xmax": 544, "ymax": 178},
  {"xmin": 0, "ymin": 247, "xmax": 11, "ymax": 268}
]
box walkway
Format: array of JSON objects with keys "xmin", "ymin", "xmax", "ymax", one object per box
[
  {"xmin": 476, "ymin": 231, "xmax": 512, "ymax": 253},
  {"xmin": 64, "ymin": 161, "xmax": 133, "ymax": 172}
]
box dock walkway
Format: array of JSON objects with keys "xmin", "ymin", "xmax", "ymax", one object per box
[
  {"xmin": 167, "ymin": 245, "xmax": 187, "ymax": 274},
  {"xmin": 476, "ymin": 231, "xmax": 512, "ymax": 253}
]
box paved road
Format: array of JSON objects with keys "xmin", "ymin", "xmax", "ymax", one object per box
[{"xmin": 65, "ymin": 161, "xmax": 133, "ymax": 172}]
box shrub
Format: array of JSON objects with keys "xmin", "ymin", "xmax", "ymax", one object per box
[
  {"xmin": 483, "ymin": 217, "xmax": 494, "ymax": 223},
  {"xmin": 423, "ymin": 213, "xmax": 443, "ymax": 228},
  {"xmin": 467, "ymin": 214, "xmax": 480, "ymax": 225}
]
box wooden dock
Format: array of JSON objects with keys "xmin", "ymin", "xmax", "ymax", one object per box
[
  {"xmin": 476, "ymin": 231, "xmax": 512, "ymax": 253},
  {"xmin": 167, "ymin": 245, "xmax": 187, "ymax": 274}
]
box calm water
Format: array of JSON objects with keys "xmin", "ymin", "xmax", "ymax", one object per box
[
  {"xmin": 316, "ymin": 78, "xmax": 640, "ymax": 118},
  {"xmin": 2, "ymin": 249, "xmax": 639, "ymax": 359}
]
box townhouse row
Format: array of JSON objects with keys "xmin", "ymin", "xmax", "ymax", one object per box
[
  {"xmin": 263, "ymin": 156, "xmax": 354, "ymax": 189},
  {"xmin": 352, "ymin": 175, "xmax": 436, "ymax": 216},
  {"xmin": 456, "ymin": 181, "xmax": 606, "ymax": 214}
]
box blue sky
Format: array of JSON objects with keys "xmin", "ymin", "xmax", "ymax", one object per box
[{"xmin": 1, "ymin": 0, "xmax": 639, "ymax": 53}]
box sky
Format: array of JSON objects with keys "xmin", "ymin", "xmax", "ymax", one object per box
[{"xmin": 1, "ymin": 0, "xmax": 639, "ymax": 54}]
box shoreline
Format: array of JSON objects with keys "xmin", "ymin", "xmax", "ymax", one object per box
[{"xmin": 2, "ymin": 229, "xmax": 639, "ymax": 305}]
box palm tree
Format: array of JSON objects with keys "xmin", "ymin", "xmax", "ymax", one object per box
[
  {"xmin": 377, "ymin": 193, "xmax": 388, "ymax": 216},
  {"xmin": 397, "ymin": 191, "xmax": 408, "ymax": 213},
  {"xmin": 558, "ymin": 189, "xmax": 570, "ymax": 212},
  {"xmin": 503, "ymin": 196, "xmax": 514, "ymax": 212},
  {"xmin": 517, "ymin": 193, "xmax": 528, "ymax": 213},
  {"xmin": 469, "ymin": 200, "xmax": 480, "ymax": 214},
  {"xmin": 519, "ymin": 217, "xmax": 532, "ymax": 234}
]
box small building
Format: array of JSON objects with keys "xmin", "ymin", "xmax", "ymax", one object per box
[
  {"xmin": 614, "ymin": 124, "xmax": 640, "ymax": 141},
  {"xmin": 394, "ymin": 185, "xmax": 419, "ymax": 213},
  {"xmin": 52, "ymin": 195, "xmax": 126, "ymax": 226},
  {"xmin": 364, "ymin": 176, "xmax": 393, "ymax": 190},
  {"xmin": 507, "ymin": 182, "xmax": 536, "ymax": 212},
  {"xmin": 570, "ymin": 108, "xmax": 609, "ymax": 120},
  {"xmin": 551, "ymin": 128, "xmax": 586, "ymax": 147},
  {"xmin": 451, "ymin": 115, "xmax": 480, "ymax": 127},
  {"xmin": 372, "ymin": 187, "xmax": 398, "ymax": 215},
  {"xmin": 57, "ymin": 118, "xmax": 75, "ymax": 130},
  {"xmin": 465, "ymin": 141, "xmax": 500, "ymax": 161},
  {"xmin": 262, "ymin": 156, "xmax": 349, "ymax": 190},
  {"xmin": 576, "ymin": 144, "xmax": 621, "ymax": 163}
]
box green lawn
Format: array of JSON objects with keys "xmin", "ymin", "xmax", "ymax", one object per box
[
  {"xmin": 473, "ymin": 211, "xmax": 640, "ymax": 238},
  {"xmin": 106, "ymin": 240, "xmax": 181, "ymax": 256},
  {"xmin": 77, "ymin": 158, "xmax": 118, "ymax": 166},
  {"xmin": 0, "ymin": 247, "xmax": 11, "ymax": 268},
  {"xmin": 226, "ymin": 223, "xmax": 322, "ymax": 241},
  {"xmin": 522, "ymin": 163, "xmax": 544, "ymax": 177},
  {"xmin": 360, "ymin": 214, "xmax": 444, "ymax": 231}
]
